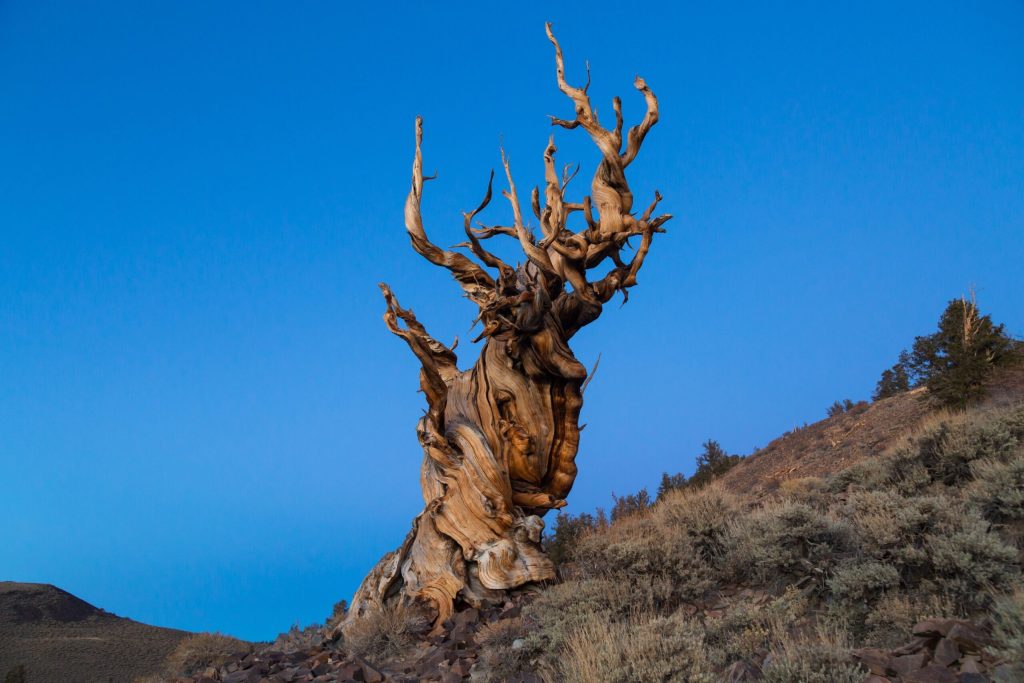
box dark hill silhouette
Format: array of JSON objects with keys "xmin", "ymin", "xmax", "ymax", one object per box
[{"xmin": 0, "ymin": 582, "xmax": 188, "ymax": 683}]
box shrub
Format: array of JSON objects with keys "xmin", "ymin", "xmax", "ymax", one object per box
[
  {"xmin": 760, "ymin": 627, "xmax": 865, "ymax": 683},
  {"xmin": 610, "ymin": 488, "xmax": 651, "ymax": 521},
  {"xmin": 475, "ymin": 616, "xmax": 531, "ymax": 681},
  {"xmin": 164, "ymin": 633, "xmax": 250, "ymax": 676},
  {"xmin": 910, "ymin": 296, "xmax": 1016, "ymax": 407},
  {"xmin": 521, "ymin": 578, "xmax": 635, "ymax": 671},
  {"xmin": 559, "ymin": 611, "xmax": 716, "ymax": 683},
  {"xmin": 571, "ymin": 514, "xmax": 715, "ymax": 609},
  {"xmin": 653, "ymin": 484, "xmax": 740, "ymax": 564},
  {"xmin": 545, "ymin": 509, "xmax": 608, "ymax": 566},
  {"xmin": 342, "ymin": 601, "xmax": 429, "ymax": 663},
  {"xmin": 968, "ymin": 454, "xmax": 1024, "ymax": 523},
  {"xmin": 778, "ymin": 476, "xmax": 828, "ymax": 508},
  {"xmin": 725, "ymin": 500, "xmax": 852, "ymax": 587},
  {"xmin": 828, "ymin": 560, "xmax": 901, "ymax": 605},
  {"xmin": 991, "ymin": 590, "xmax": 1024, "ymax": 682},
  {"xmin": 924, "ymin": 514, "xmax": 1018, "ymax": 610},
  {"xmin": 3, "ymin": 666, "xmax": 26, "ymax": 683},
  {"xmin": 703, "ymin": 588, "xmax": 808, "ymax": 667},
  {"xmin": 874, "ymin": 358, "xmax": 911, "ymax": 400},
  {"xmin": 862, "ymin": 592, "xmax": 956, "ymax": 648}
]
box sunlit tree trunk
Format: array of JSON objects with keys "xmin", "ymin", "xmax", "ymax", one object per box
[{"xmin": 342, "ymin": 23, "xmax": 671, "ymax": 634}]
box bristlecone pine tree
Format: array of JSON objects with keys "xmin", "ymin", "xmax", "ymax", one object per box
[{"xmin": 342, "ymin": 24, "xmax": 671, "ymax": 635}]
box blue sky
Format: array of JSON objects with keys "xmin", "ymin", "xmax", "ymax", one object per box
[{"xmin": 1, "ymin": 1, "xmax": 1022, "ymax": 641}]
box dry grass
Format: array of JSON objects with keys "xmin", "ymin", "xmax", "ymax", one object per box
[
  {"xmin": 342, "ymin": 601, "xmax": 429, "ymax": 663},
  {"xmin": 560, "ymin": 610, "xmax": 716, "ymax": 683},
  {"xmin": 164, "ymin": 632, "xmax": 249, "ymax": 677}
]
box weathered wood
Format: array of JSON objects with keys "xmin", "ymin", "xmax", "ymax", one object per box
[{"xmin": 342, "ymin": 23, "xmax": 671, "ymax": 635}]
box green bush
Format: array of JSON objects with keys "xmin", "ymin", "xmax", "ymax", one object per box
[
  {"xmin": 827, "ymin": 560, "xmax": 901, "ymax": 604},
  {"xmin": 968, "ymin": 454, "xmax": 1024, "ymax": 522},
  {"xmin": 725, "ymin": 500, "xmax": 852, "ymax": 587},
  {"xmin": 571, "ymin": 514, "xmax": 715, "ymax": 609},
  {"xmin": 991, "ymin": 590, "xmax": 1024, "ymax": 682}
]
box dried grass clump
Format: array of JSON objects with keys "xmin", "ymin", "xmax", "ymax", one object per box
[
  {"xmin": 164, "ymin": 632, "xmax": 249, "ymax": 676},
  {"xmin": 760, "ymin": 626, "xmax": 865, "ymax": 683},
  {"xmin": 862, "ymin": 593, "xmax": 956, "ymax": 648},
  {"xmin": 559, "ymin": 610, "xmax": 716, "ymax": 683},
  {"xmin": 342, "ymin": 601, "xmax": 428, "ymax": 663},
  {"xmin": 703, "ymin": 588, "xmax": 808, "ymax": 666},
  {"xmin": 652, "ymin": 483, "xmax": 741, "ymax": 563},
  {"xmin": 521, "ymin": 578, "xmax": 634, "ymax": 664},
  {"xmin": 570, "ymin": 512, "xmax": 715, "ymax": 610},
  {"xmin": 475, "ymin": 615, "xmax": 531, "ymax": 681}
]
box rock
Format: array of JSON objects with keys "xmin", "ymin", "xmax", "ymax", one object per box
[
  {"xmin": 902, "ymin": 664, "xmax": 958, "ymax": 683},
  {"xmin": 913, "ymin": 619, "xmax": 957, "ymax": 638},
  {"xmin": 959, "ymin": 656, "xmax": 982, "ymax": 674},
  {"xmin": 855, "ymin": 648, "xmax": 893, "ymax": 675},
  {"xmin": 893, "ymin": 637, "xmax": 932, "ymax": 656},
  {"xmin": 359, "ymin": 661, "xmax": 383, "ymax": 683},
  {"xmin": 933, "ymin": 638, "xmax": 961, "ymax": 667},
  {"xmin": 956, "ymin": 674, "xmax": 989, "ymax": 683},
  {"xmin": 511, "ymin": 638, "xmax": 525, "ymax": 650},
  {"xmin": 722, "ymin": 660, "xmax": 762, "ymax": 682},
  {"xmin": 891, "ymin": 652, "xmax": 928, "ymax": 676},
  {"xmin": 946, "ymin": 623, "xmax": 990, "ymax": 653}
]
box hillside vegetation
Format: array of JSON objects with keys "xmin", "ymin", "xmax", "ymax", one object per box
[{"xmin": 477, "ymin": 397, "xmax": 1024, "ymax": 681}]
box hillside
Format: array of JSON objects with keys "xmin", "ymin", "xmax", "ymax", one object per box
[
  {"xmin": 155, "ymin": 364, "xmax": 1024, "ymax": 682},
  {"xmin": 0, "ymin": 582, "xmax": 188, "ymax": 683},
  {"xmin": 720, "ymin": 358, "xmax": 1024, "ymax": 497}
]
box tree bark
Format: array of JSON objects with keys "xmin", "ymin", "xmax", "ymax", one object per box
[{"xmin": 342, "ymin": 23, "xmax": 670, "ymax": 634}]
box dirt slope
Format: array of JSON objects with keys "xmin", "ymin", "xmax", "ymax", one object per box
[
  {"xmin": 0, "ymin": 582, "xmax": 188, "ymax": 683},
  {"xmin": 719, "ymin": 358, "xmax": 1024, "ymax": 498}
]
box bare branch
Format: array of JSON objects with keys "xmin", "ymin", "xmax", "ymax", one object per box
[
  {"xmin": 621, "ymin": 76, "xmax": 659, "ymax": 167},
  {"xmin": 500, "ymin": 148, "xmax": 560, "ymax": 280},
  {"xmin": 404, "ymin": 117, "xmax": 496, "ymax": 307}
]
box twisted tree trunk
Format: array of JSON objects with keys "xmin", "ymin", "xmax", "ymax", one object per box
[{"xmin": 343, "ymin": 23, "xmax": 670, "ymax": 634}]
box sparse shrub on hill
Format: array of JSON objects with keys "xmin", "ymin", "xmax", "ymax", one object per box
[
  {"xmin": 474, "ymin": 400, "xmax": 1024, "ymax": 680},
  {"xmin": 656, "ymin": 440, "xmax": 743, "ymax": 502},
  {"xmin": 544, "ymin": 509, "xmax": 608, "ymax": 566},
  {"xmin": 656, "ymin": 471, "xmax": 687, "ymax": 500},
  {"xmin": 874, "ymin": 354, "xmax": 912, "ymax": 400},
  {"xmin": 610, "ymin": 487, "xmax": 651, "ymax": 521},
  {"xmin": 875, "ymin": 295, "xmax": 1017, "ymax": 407}
]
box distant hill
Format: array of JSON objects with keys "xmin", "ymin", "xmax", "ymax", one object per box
[{"xmin": 0, "ymin": 582, "xmax": 188, "ymax": 683}]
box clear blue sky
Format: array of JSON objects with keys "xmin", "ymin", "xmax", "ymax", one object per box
[{"xmin": 2, "ymin": 1, "xmax": 1022, "ymax": 641}]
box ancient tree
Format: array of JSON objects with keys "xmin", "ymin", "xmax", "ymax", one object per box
[{"xmin": 343, "ymin": 24, "xmax": 671, "ymax": 633}]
